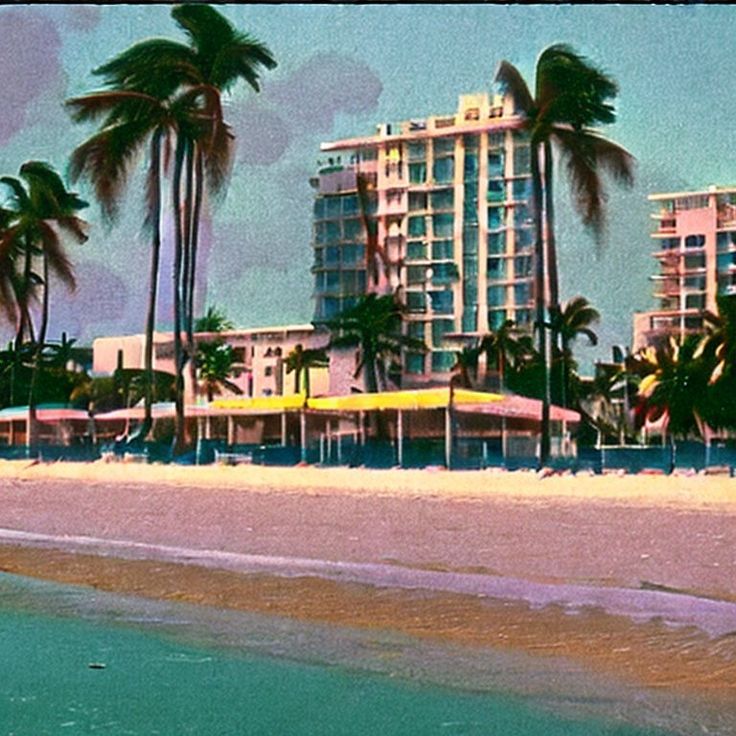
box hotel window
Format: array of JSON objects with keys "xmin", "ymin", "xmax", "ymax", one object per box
[
  {"xmin": 342, "ymin": 195, "xmax": 359, "ymax": 216},
  {"xmin": 432, "ymin": 239, "xmax": 454, "ymax": 260},
  {"xmin": 408, "ymin": 215, "xmax": 427, "ymax": 237},
  {"xmin": 488, "ymin": 285, "xmax": 507, "ymax": 308},
  {"xmin": 430, "ymin": 290, "xmax": 454, "ymax": 314},
  {"xmin": 463, "ymin": 281, "xmax": 478, "ymax": 306},
  {"xmin": 488, "ymin": 309, "xmax": 508, "ymax": 329},
  {"xmin": 463, "ymin": 134, "xmax": 479, "ymax": 149},
  {"xmin": 406, "ymin": 291, "xmax": 427, "ymax": 312},
  {"xmin": 514, "ymin": 255, "xmax": 533, "ymax": 277},
  {"xmin": 433, "ymin": 137, "xmax": 455, "ymax": 156},
  {"xmin": 515, "ymin": 227, "xmax": 533, "ymax": 251},
  {"xmin": 324, "ymin": 196, "xmax": 341, "ymax": 219},
  {"xmin": 341, "ymin": 244, "xmax": 358, "ymax": 265},
  {"xmin": 432, "ymin": 319, "xmax": 455, "ymax": 347},
  {"xmin": 325, "ymin": 270, "xmax": 340, "ymax": 291},
  {"xmin": 487, "ymin": 231, "xmax": 506, "ymax": 255},
  {"xmin": 431, "ymin": 351, "xmax": 456, "ymax": 373},
  {"xmin": 487, "ymin": 131, "xmax": 504, "ymax": 149},
  {"xmin": 325, "ymin": 246, "xmax": 340, "ymax": 266},
  {"xmin": 313, "ymin": 198, "xmax": 325, "ymax": 219},
  {"xmin": 487, "ymin": 257, "xmax": 506, "ymax": 279},
  {"xmin": 487, "ymin": 151, "xmax": 504, "ymax": 178},
  {"xmin": 660, "ymin": 237, "xmax": 680, "ymax": 251},
  {"xmin": 717, "ymin": 252, "xmax": 736, "ymax": 271},
  {"xmin": 432, "ymin": 157, "xmax": 454, "ymax": 184},
  {"xmin": 514, "ymin": 204, "xmax": 532, "ymax": 228},
  {"xmin": 487, "ymin": 179, "xmax": 505, "ymax": 202},
  {"xmin": 487, "ymin": 207, "xmax": 505, "ymax": 230},
  {"xmin": 717, "ymin": 231, "xmax": 736, "ymax": 251},
  {"xmin": 409, "ymin": 192, "xmax": 427, "ymax": 211},
  {"xmin": 462, "ymin": 225, "xmax": 478, "ymax": 255},
  {"xmin": 684, "ymin": 254, "xmax": 706, "ymax": 270},
  {"xmin": 408, "ymin": 321, "xmax": 425, "ymax": 341},
  {"xmin": 325, "ymin": 221, "xmax": 340, "ymax": 243},
  {"xmin": 407, "ymin": 141, "xmax": 426, "ymax": 161},
  {"xmin": 405, "ymin": 352, "xmax": 425, "ymax": 375},
  {"xmin": 432, "ymin": 262, "xmax": 458, "ymax": 284},
  {"xmin": 462, "ymin": 309, "xmax": 478, "ymax": 333},
  {"xmin": 463, "ymin": 257, "xmax": 478, "ymax": 278},
  {"xmin": 513, "ymin": 145, "xmax": 531, "ymax": 176},
  {"xmin": 406, "ymin": 241, "xmax": 427, "ymax": 261},
  {"xmin": 514, "ymin": 282, "xmax": 532, "ymax": 305},
  {"xmin": 343, "ymin": 218, "xmax": 362, "ymax": 241},
  {"xmin": 432, "ymin": 213, "xmax": 454, "ymax": 238},
  {"xmin": 515, "ymin": 309, "xmax": 532, "ymax": 325},
  {"xmin": 409, "ymin": 162, "xmax": 427, "ymax": 184},
  {"xmin": 407, "ymin": 265, "xmax": 426, "ymax": 285},
  {"xmin": 464, "ymin": 152, "xmax": 479, "ymax": 180},
  {"xmin": 512, "ymin": 178, "xmax": 531, "ymax": 201},
  {"xmin": 430, "ymin": 188, "xmax": 454, "ymax": 211},
  {"xmin": 685, "ymin": 294, "xmax": 706, "ymax": 310},
  {"xmin": 685, "ymin": 234, "xmax": 705, "ymax": 249}
]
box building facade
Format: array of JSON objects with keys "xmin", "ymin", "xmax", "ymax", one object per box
[
  {"xmin": 92, "ymin": 325, "xmax": 329, "ymax": 403},
  {"xmin": 633, "ymin": 186, "xmax": 736, "ymax": 350},
  {"xmin": 310, "ymin": 92, "xmax": 534, "ymax": 382}
]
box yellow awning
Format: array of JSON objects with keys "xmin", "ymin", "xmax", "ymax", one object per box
[
  {"xmin": 211, "ymin": 393, "xmax": 307, "ymax": 412},
  {"xmin": 306, "ymin": 388, "xmax": 503, "ymax": 412}
]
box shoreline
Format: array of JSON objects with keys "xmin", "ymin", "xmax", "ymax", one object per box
[{"xmin": 0, "ymin": 459, "xmax": 735, "ymax": 694}]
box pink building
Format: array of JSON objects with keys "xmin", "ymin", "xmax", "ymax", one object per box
[{"xmin": 633, "ymin": 186, "xmax": 736, "ymax": 350}]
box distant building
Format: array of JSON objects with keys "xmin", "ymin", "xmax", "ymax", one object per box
[
  {"xmin": 310, "ymin": 91, "xmax": 534, "ymax": 384},
  {"xmin": 633, "ymin": 186, "xmax": 736, "ymax": 351},
  {"xmin": 92, "ymin": 325, "xmax": 329, "ymax": 403}
]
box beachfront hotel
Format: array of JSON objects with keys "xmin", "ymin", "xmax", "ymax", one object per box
[
  {"xmin": 310, "ymin": 91, "xmax": 534, "ymax": 384},
  {"xmin": 633, "ymin": 185, "xmax": 736, "ymax": 350}
]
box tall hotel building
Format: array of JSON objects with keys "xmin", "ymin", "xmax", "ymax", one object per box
[
  {"xmin": 310, "ymin": 92, "xmax": 533, "ymax": 381},
  {"xmin": 633, "ymin": 186, "xmax": 736, "ymax": 351}
]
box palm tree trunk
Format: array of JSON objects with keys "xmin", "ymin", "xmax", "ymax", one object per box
[
  {"xmin": 181, "ymin": 140, "xmax": 194, "ymax": 400},
  {"xmin": 142, "ymin": 129, "xmax": 163, "ymax": 440},
  {"xmin": 186, "ymin": 145, "xmax": 204, "ymax": 408},
  {"xmin": 27, "ymin": 255, "xmax": 50, "ymax": 451},
  {"xmin": 172, "ymin": 135, "xmax": 187, "ymax": 455},
  {"xmin": 531, "ymin": 142, "xmax": 550, "ymax": 465}
]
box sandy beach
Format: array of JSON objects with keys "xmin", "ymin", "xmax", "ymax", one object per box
[{"xmin": 0, "ymin": 459, "xmax": 735, "ymax": 693}]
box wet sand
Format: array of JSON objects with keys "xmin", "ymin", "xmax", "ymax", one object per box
[{"xmin": 0, "ymin": 460, "xmax": 735, "ymax": 692}]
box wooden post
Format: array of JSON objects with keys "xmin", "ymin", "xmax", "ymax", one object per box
[
  {"xmin": 444, "ymin": 407, "xmax": 452, "ymax": 470},
  {"xmin": 397, "ymin": 409, "xmax": 404, "ymax": 468},
  {"xmin": 300, "ymin": 410, "xmax": 307, "ymax": 463},
  {"xmin": 280, "ymin": 411, "xmax": 287, "ymax": 447},
  {"xmin": 205, "ymin": 415, "xmax": 212, "ymax": 440},
  {"xmin": 359, "ymin": 411, "xmax": 366, "ymax": 445},
  {"xmin": 227, "ymin": 415, "xmax": 234, "ymax": 446}
]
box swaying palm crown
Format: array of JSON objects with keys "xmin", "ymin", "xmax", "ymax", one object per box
[{"xmin": 284, "ymin": 343, "xmax": 328, "ymax": 396}]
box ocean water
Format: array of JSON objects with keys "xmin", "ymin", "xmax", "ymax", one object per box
[{"xmin": 0, "ymin": 573, "xmax": 731, "ymax": 736}]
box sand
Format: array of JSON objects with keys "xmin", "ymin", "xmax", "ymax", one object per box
[{"xmin": 0, "ymin": 459, "xmax": 735, "ymax": 692}]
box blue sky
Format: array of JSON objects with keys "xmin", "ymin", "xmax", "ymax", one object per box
[{"xmin": 0, "ymin": 4, "xmax": 734, "ymax": 366}]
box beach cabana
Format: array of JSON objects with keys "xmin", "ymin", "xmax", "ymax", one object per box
[{"xmin": 0, "ymin": 405, "xmax": 92, "ymax": 448}]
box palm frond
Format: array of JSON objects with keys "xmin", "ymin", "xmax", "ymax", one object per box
[{"xmin": 493, "ymin": 60, "xmax": 534, "ymax": 115}]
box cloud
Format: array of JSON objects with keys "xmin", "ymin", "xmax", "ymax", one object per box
[
  {"xmin": 236, "ymin": 106, "xmax": 291, "ymax": 166},
  {"xmin": 0, "ymin": 9, "xmax": 63, "ymax": 145},
  {"xmin": 231, "ymin": 53, "xmax": 382, "ymax": 167},
  {"xmin": 265, "ymin": 52, "xmax": 383, "ymax": 134}
]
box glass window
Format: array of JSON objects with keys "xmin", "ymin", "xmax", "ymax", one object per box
[
  {"xmin": 409, "ymin": 162, "xmax": 427, "ymax": 184},
  {"xmin": 515, "ymin": 227, "xmax": 533, "ymax": 251},
  {"xmin": 343, "ymin": 218, "xmax": 362, "ymax": 240},
  {"xmin": 717, "ymin": 231, "xmax": 736, "ymax": 251},
  {"xmin": 515, "ymin": 309, "xmax": 532, "ymax": 325},
  {"xmin": 464, "ymin": 152, "xmax": 479, "ymax": 180},
  {"xmin": 513, "ymin": 145, "xmax": 531, "ymax": 175},
  {"xmin": 408, "ymin": 215, "xmax": 427, "ymax": 237},
  {"xmin": 433, "ymin": 157, "xmax": 454, "ymax": 184},
  {"xmin": 342, "ymin": 244, "xmax": 358, "ymax": 265},
  {"xmin": 432, "ymin": 213, "xmax": 454, "ymax": 237},
  {"xmin": 407, "ymin": 265, "xmax": 427, "ymax": 285},
  {"xmin": 487, "ymin": 151, "xmax": 504, "ymax": 177},
  {"xmin": 685, "ymin": 234, "xmax": 705, "ymax": 249},
  {"xmin": 315, "ymin": 222, "xmax": 327, "ymax": 245},
  {"xmin": 685, "ymin": 294, "xmax": 706, "ymax": 310},
  {"xmin": 487, "ymin": 179, "xmax": 505, "ymax": 202},
  {"xmin": 342, "ymin": 195, "xmax": 359, "ymax": 216},
  {"xmin": 409, "ymin": 192, "xmax": 427, "ymax": 210},
  {"xmin": 660, "ymin": 237, "xmax": 680, "ymax": 251},
  {"xmin": 684, "ymin": 275, "xmax": 706, "ymax": 290},
  {"xmin": 514, "ymin": 282, "xmax": 532, "ymax": 305},
  {"xmin": 313, "ymin": 198, "xmax": 325, "ymax": 219},
  {"xmin": 432, "ymin": 319, "xmax": 455, "ymax": 347},
  {"xmin": 325, "ymin": 221, "xmax": 340, "ymax": 243},
  {"xmin": 462, "ymin": 309, "xmax": 477, "ymax": 333},
  {"xmin": 430, "ymin": 290, "xmax": 454, "ymax": 314},
  {"xmin": 433, "ymin": 137, "xmax": 455, "ymax": 156},
  {"xmin": 462, "ymin": 226, "xmax": 478, "ymax": 254},
  {"xmin": 684, "ymin": 254, "xmax": 706, "ymax": 270},
  {"xmin": 432, "ymin": 262, "xmax": 458, "ymax": 284},
  {"xmin": 488, "ymin": 309, "xmax": 507, "ymax": 329},
  {"xmin": 325, "ymin": 270, "xmax": 340, "ymax": 291},
  {"xmin": 488, "ymin": 231, "xmax": 506, "ymax": 255},
  {"xmin": 487, "ymin": 207, "xmax": 505, "ymax": 230},
  {"xmin": 405, "ymin": 352, "xmax": 425, "ymax": 374},
  {"xmin": 431, "ymin": 351, "xmax": 456, "ymax": 373},
  {"xmin": 512, "ymin": 178, "xmax": 531, "ymax": 201},
  {"xmin": 408, "ymin": 321, "xmax": 425, "ymax": 340},
  {"xmin": 717, "ymin": 252, "xmax": 736, "ymax": 271},
  {"xmin": 407, "ymin": 141, "xmax": 426, "ymax": 161},
  {"xmin": 432, "ymin": 239, "xmax": 454, "ymax": 260},
  {"xmin": 325, "ymin": 246, "xmax": 340, "ymax": 266},
  {"xmin": 514, "ymin": 204, "xmax": 532, "ymax": 228},
  {"xmin": 514, "ymin": 255, "xmax": 533, "ymax": 277},
  {"xmin": 431, "ymin": 189, "xmax": 454, "ymax": 210},
  {"xmin": 406, "ymin": 291, "xmax": 426, "ymax": 312},
  {"xmin": 313, "ymin": 247, "xmax": 324, "ymax": 268},
  {"xmin": 463, "ymin": 134, "xmax": 480, "ymax": 149},
  {"xmin": 324, "ymin": 196, "xmax": 341, "ymax": 219},
  {"xmin": 407, "ymin": 241, "xmax": 427, "ymax": 260},
  {"xmin": 322, "ymin": 297, "xmax": 340, "ymax": 320},
  {"xmin": 463, "ymin": 256, "xmax": 478, "ymax": 278},
  {"xmin": 463, "ymin": 281, "xmax": 478, "ymax": 306},
  {"xmin": 488, "ymin": 285, "xmax": 507, "ymax": 308},
  {"xmin": 487, "ymin": 132, "xmax": 504, "ymax": 149},
  {"xmin": 487, "ymin": 257, "xmax": 506, "ymax": 279}
]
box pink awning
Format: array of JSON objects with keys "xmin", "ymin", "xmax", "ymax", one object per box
[{"xmin": 455, "ymin": 394, "xmax": 580, "ymax": 423}]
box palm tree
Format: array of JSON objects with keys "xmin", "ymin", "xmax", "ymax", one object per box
[
  {"xmin": 0, "ymin": 162, "xmax": 88, "ymax": 447},
  {"xmin": 92, "ymin": 5, "xmax": 277, "ymax": 451},
  {"xmin": 450, "ymin": 345, "xmax": 480, "ymax": 389},
  {"xmin": 696, "ymin": 293, "xmax": 736, "ymax": 385},
  {"xmin": 495, "ymin": 45, "xmax": 635, "ymax": 463},
  {"xmin": 479, "ymin": 319, "xmax": 524, "ymax": 391},
  {"xmin": 195, "ymin": 340, "xmax": 243, "ymax": 402},
  {"xmin": 284, "ymin": 343, "xmax": 328, "ymax": 396},
  {"xmin": 548, "ymin": 296, "xmax": 599, "ymax": 408},
  {"xmin": 325, "ymin": 293, "xmax": 426, "ymax": 394},
  {"xmin": 194, "ymin": 305, "xmax": 234, "ymax": 333}
]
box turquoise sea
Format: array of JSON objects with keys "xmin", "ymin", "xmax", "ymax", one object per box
[{"xmin": 0, "ymin": 572, "xmax": 732, "ymax": 736}]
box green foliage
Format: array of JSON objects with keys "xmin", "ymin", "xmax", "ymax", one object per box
[
  {"xmin": 194, "ymin": 305, "xmax": 234, "ymax": 333},
  {"xmin": 195, "ymin": 339, "xmax": 242, "ymax": 401},
  {"xmin": 284, "ymin": 343, "xmax": 328, "ymax": 396}
]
